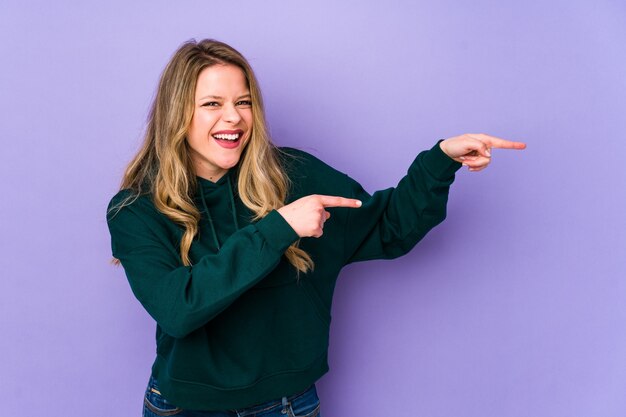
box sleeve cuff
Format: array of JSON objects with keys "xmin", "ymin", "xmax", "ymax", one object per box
[
  {"xmin": 420, "ymin": 140, "xmax": 462, "ymax": 180},
  {"xmin": 255, "ymin": 209, "xmax": 300, "ymax": 253}
]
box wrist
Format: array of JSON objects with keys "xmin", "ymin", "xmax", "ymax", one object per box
[
  {"xmin": 438, "ymin": 139, "xmax": 451, "ymax": 158},
  {"xmin": 420, "ymin": 140, "xmax": 462, "ymax": 179}
]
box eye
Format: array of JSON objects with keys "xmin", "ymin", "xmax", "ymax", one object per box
[
  {"xmin": 202, "ymin": 101, "xmax": 220, "ymax": 107},
  {"xmin": 236, "ymin": 100, "xmax": 252, "ymax": 107}
]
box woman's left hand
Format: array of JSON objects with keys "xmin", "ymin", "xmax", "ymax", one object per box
[{"xmin": 439, "ymin": 133, "xmax": 527, "ymax": 172}]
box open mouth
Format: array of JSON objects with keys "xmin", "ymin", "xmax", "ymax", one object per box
[
  {"xmin": 212, "ymin": 130, "xmax": 244, "ymax": 148},
  {"xmin": 212, "ymin": 133, "xmax": 241, "ymax": 142}
]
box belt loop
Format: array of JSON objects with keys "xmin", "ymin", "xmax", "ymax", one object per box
[{"xmin": 281, "ymin": 396, "xmax": 289, "ymax": 414}]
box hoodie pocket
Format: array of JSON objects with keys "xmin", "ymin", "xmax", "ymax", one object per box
[
  {"xmin": 299, "ymin": 280, "xmax": 331, "ymax": 328},
  {"xmin": 166, "ymin": 282, "xmax": 332, "ymax": 389}
]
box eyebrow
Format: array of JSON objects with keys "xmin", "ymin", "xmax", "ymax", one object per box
[{"xmin": 198, "ymin": 93, "xmax": 251, "ymax": 101}]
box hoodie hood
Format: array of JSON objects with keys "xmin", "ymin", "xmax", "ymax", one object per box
[{"xmin": 196, "ymin": 171, "xmax": 240, "ymax": 251}]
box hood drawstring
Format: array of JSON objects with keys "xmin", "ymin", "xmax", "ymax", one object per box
[{"xmin": 198, "ymin": 174, "xmax": 240, "ymax": 251}]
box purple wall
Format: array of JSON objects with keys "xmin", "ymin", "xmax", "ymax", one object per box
[{"xmin": 1, "ymin": 1, "xmax": 625, "ymax": 415}]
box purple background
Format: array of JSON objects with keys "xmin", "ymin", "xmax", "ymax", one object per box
[{"xmin": 1, "ymin": 1, "xmax": 625, "ymax": 416}]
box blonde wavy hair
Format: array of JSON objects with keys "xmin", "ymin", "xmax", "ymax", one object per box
[{"xmin": 113, "ymin": 39, "xmax": 313, "ymax": 273}]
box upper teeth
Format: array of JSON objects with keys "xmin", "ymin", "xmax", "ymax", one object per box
[{"xmin": 214, "ymin": 133, "xmax": 239, "ymax": 141}]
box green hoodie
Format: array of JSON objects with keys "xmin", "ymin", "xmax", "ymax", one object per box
[{"xmin": 106, "ymin": 142, "xmax": 461, "ymax": 410}]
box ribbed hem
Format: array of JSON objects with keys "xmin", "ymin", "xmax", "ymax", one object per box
[
  {"xmin": 421, "ymin": 140, "xmax": 462, "ymax": 180},
  {"xmin": 153, "ymin": 353, "xmax": 329, "ymax": 410},
  {"xmin": 255, "ymin": 210, "xmax": 300, "ymax": 253}
]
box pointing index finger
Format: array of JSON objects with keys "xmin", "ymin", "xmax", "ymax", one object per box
[
  {"xmin": 317, "ymin": 195, "xmax": 362, "ymax": 208},
  {"xmin": 468, "ymin": 133, "xmax": 527, "ymax": 150}
]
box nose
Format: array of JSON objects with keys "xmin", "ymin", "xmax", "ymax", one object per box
[{"xmin": 222, "ymin": 103, "xmax": 242, "ymax": 124}]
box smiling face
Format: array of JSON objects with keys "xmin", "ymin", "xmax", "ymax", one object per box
[{"xmin": 186, "ymin": 64, "xmax": 253, "ymax": 181}]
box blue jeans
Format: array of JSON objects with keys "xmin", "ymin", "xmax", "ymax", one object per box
[{"xmin": 142, "ymin": 376, "xmax": 321, "ymax": 417}]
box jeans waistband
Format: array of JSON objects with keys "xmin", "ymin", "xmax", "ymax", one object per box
[{"xmin": 233, "ymin": 384, "xmax": 316, "ymax": 416}]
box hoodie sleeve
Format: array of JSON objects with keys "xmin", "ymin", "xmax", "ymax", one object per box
[
  {"xmin": 343, "ymin": 141, "xmax": 461, "ymax": 264},
  {"xmin": 107, "ymin": 195, "xmax": 299, "ymax": 339}
]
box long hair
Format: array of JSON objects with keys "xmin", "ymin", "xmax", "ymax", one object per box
[{"xmin": 112, "ymin": 39, "xmax": 313, "ymax": 273}]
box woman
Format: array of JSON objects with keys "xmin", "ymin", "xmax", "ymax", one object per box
[{"xmin": 107, "ymin": 39, "xmax": 525, "ymax": 416}]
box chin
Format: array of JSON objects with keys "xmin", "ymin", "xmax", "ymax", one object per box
[{"xmin": 220, "ymin": 157, "xmax": 242, "ymax": 170}]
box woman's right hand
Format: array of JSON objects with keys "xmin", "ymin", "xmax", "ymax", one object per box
[{"xmin": 277, "ymin": 195, "xmax": 362, "ymax": 238}]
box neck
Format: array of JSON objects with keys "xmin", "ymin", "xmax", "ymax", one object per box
[{"xmin": 197, "ymin": 169, "xmax": 228, "ymax": 183}]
